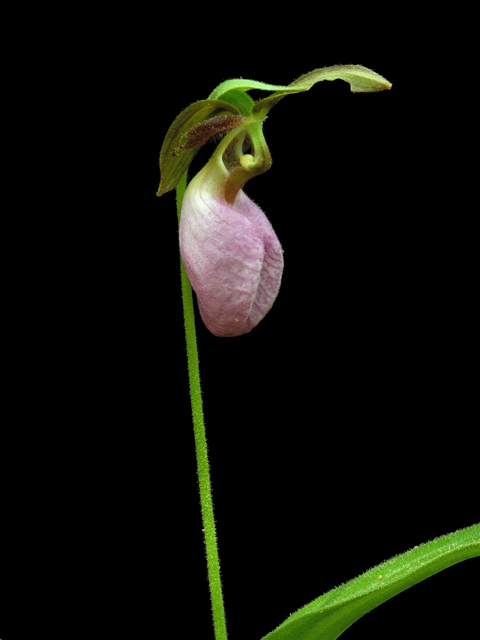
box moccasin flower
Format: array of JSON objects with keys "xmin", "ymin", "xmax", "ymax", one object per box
[
  {"xmin": 159, "ymin": 67, "xmax": 392, "ymax": 337},
  {"xmin": 179, "ymin": 135, "xmax": 283, "ymax": 337}
]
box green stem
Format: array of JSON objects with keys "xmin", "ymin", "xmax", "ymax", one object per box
[{"xmin": 176, "ymin": 171, "xmax": 228, "ymax": 640}]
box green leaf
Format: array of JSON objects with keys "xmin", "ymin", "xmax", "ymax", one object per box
[
  {"xmin": 259, "ymin": 523, "xmax": 480, "ymax": 640},
  {"xmin": 216, "ymin": 89, "xmax": 256, "ymax": 116},
  {"xmin": 252, "ymin": 64, "xmax": 392, "ymax": 116},
  {"xmin": 157, "ymin": 99, "xmax": 241, "ymax": 198},
  {"xmin": 208, "ymin": 78, "xmax": 298, "ymax": 100}
]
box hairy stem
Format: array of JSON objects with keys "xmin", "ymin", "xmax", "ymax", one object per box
[{"xmin": 176, "ymin": 171, "xmax": 228, "ymax": 640}]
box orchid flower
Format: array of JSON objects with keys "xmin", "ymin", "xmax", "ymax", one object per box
[
  {"xmin": 158, "ymin": 66, "xmax": 394, "ymax": 337},
  {"xmin": 179, "ymin": 125, "xmax": 283, "ymax": 337}
]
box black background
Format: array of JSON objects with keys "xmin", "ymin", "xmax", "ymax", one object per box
[{"xmin": 1, "ymin": 8, "xmax": 478, "ymax": 640}]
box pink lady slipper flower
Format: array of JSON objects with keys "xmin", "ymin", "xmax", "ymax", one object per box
[
  {"xmin": 160, "ymin": 67, "xmax": 393, "ymax": 336},
  {"xmin": 179, "ymin": 128, "xmax": 283, "ymax": 337}
]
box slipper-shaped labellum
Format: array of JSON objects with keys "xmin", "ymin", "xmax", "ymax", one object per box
[{"xmin": 179, "ymin": 157, "xmax": 283, "ymax": 337}]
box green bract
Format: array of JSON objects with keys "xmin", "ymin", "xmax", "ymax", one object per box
[{"xmin": 157, "ymin": 64, "xmax": 392, "ymax": 198}]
